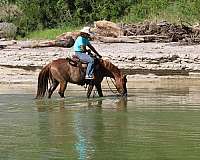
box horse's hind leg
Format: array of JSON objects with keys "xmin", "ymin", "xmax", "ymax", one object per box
[
  {"xmin": 58, "ymin": 81, "xmax": 67, "ymax": 98},
  {"xmin": 48, "ymin": 79, "xmax": 59, "ymax": 98}
]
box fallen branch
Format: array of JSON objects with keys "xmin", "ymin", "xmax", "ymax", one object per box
[
  {"xmin": 96, "ymin": 36, "xmax": 143, "ymax": 43},
  {"xmin": 0, "ymin": 40, "xmax": 16, "ymax": 49},
  {"xmin": 20, "ymin": 37, "xmax": 74, "ymax": 48},
  {"xmin": 119, "ymin": 35, "xmax": 168, "ymax": 39}
]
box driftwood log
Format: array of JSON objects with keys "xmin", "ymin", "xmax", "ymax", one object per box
[
  {"xmin": 96, "ymin": 36, "xmax": 143, "ymax": 43},
  {"xmin": 0, "ymin": 40, "xmax": 16, "ymax": 49},
  {"xmin": 20, "ymin": 36, "xmax": 75, "ymax": 48},
  {"xmin": 56, "ymin": 31, "xmax": 80, "ymax": 40},
  {"xmin": 96, "ymin": 35, "xmax": 169, "ymax": 43}
]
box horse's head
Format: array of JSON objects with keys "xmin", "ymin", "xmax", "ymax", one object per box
[
  {"xmin": 99, "ymin": 59, "xmax": 128, "ymax": 97},
  {"xmin": 115, "ymin": 74, "xmax": 127, "ymax": 97}
]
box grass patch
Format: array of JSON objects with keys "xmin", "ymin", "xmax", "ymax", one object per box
[
  {"xmin": 122, "ymin": 0, "xmax": 200, "ymax": 24},
  {"xmin": 22, "ymin": 25, "xmax": 81, "ymax": 40}
]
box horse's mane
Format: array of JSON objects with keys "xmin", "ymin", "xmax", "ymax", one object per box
[{"xmin": 100, "ymin": 59, "xmax": 122, "ymax": 76}]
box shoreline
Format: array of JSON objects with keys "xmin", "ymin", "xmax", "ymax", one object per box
[
  {"xmin": 1, "ymin": 41, "xmax": 200, "ymax": 83},
  {"xmin": 1, "ymin": 76, "xmax": 200, "ymax": 97}
]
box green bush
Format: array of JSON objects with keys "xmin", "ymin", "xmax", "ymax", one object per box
[
  {"xmin": 123, "ymin": 0, "xmax": 200, "ymax": 24},
  {"xmin": 2, "ymin": 0, "xmax": 200, "ymax": 38},
  {"xmin": 14, "ymin": 0, "xmax": 131, "ymax": 34},
  {"xmin": 0, "ymin": 0, "xmax": 21, "ymax": 22}
]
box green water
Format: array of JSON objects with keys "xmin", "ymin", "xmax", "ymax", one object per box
[{"xmin": 1, "ymin": 80, "xmax": 200, "ymax": 160}]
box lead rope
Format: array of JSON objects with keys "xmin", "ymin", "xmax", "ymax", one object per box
[
  {"xmin": 106, "ymin": 77, "xmax": 119, "ymax": 96},
  {"xmin": 85, "ymin": 78, "xmax": 119, "ymax": 97}
]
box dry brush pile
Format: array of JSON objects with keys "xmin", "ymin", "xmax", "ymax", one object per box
[{"xmin": 93, "ymin": 20, "xmax": 200, "ymax": 44}]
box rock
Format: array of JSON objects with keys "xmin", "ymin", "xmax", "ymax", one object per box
[
  {"xmin": 93, "ymin": 20, "xmax": 123, "ymax": 37},
  {"xmin": 0, "ymin": 22, "xmax": 17, "ymax": 39}
]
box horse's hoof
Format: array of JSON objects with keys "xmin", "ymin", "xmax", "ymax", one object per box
[{"xmin": 58, "ymin": 92, "xmax": 65, "ymax": 98}]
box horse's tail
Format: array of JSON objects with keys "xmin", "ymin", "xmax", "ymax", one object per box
[{"xmin": 35, "ymin": 63, "xmax": 51, "ymax": 99}]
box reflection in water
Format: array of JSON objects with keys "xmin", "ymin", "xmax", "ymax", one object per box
[
  {"xmin": 35, "ymin": 97, "xmax": 128, "ymax": 160},
  {"xmin": 74, "ymin": 112, "xmax": 94, "ymax": 160},
  {"xmin": 72, "ymin": 98, "xmax": 128, "ymax": 160},
  {"xmin": 35, "ymin": 97, "xmax": 127, "ymax": 111},
  {"xmin": 116, "ymin": 97, "xmax": 127, "ymax": 111}
]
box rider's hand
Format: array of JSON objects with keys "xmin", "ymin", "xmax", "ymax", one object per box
[
  {"xmin": 87, "ymin": 49, "xmax": 91, "ymax": 53},
  {"xmin": 97, "ymin": 54, "xmax": 102, "ymax": 59}
]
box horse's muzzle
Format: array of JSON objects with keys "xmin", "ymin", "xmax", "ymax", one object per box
[
  {"xmin": 123, "ymin": 93, "xmax": 128, "ymax": 97},
  {"xmin": 118, "ymin": 88, "xmax": 127, "ymax": 97},
  {"xmin": 121, "ymin": 92, "xmax": 127, "ymax": 97}
]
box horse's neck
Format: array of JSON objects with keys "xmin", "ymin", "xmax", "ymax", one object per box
[{"xmin": 101, "ymin": 60, "xmax": 121, "ymax": 79}]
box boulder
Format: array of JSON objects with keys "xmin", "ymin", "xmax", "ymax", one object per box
[
  {"xmin": 0, "ymin": 22, "xmax": 17, "ymax": 39},
  {"xmin": 93, "ymin": 20, "xmax": 123, "ymax": 37}
]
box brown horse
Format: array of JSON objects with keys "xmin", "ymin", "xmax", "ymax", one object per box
[{"xmin": 36, "ymin": 58, "xmax": 127, "ymax": 99}]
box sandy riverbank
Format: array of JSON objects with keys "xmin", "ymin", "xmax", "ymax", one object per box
[{"xmin": 1, "ymin": 41, "xmax": 200, "ymax": 83}]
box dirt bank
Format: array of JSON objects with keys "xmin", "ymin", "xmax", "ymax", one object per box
[{"xmin": 1, "ymin": 41, "xmax": 200, "ymax": 83}]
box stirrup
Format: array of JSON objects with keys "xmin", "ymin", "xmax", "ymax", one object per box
[{"xmin": 85, "ymin": 75, "xmax": 94, "ymax": 80}]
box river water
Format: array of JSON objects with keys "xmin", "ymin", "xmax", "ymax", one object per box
[{"xmin": 1, "ymin": 78, "xmax": 200, "ymax": 160}]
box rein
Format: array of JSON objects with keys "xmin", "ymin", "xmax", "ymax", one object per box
[{"xmin": 106, "ymin": 77, "xmax": 119, "ymax": 96}]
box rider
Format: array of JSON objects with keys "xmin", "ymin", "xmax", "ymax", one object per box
[{"xmin": 74, "ymin": 26, "xmax": 102, "ymax": 79}]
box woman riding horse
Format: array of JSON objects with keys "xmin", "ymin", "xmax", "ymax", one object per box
[
  {"xmin": 74, "ymin": 27, "xmax": 102, "ymax": 80},
  {"xmin": 36, "ymin": 58, "xmax": 127, "ymax": 99},
  {"xmin": 36, "ymin": 28, "xmax": 127, "ymax": 99}
]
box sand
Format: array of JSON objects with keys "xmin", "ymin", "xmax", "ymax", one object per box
[{"xmin": 1, "ymin": 41, "xmax": 200, "ymax": 83}]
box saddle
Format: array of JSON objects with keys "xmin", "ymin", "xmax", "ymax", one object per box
[
  {"xmin": 67, "ymin": 54, "xmax": 100, "ymax": 70},
  {"xmin": 67, "ymin": 55, "xmax": 100, "ymax": 84},
  {"xmin": 68, "ymin": 55, "xmax": 88, "ymax": 68}
]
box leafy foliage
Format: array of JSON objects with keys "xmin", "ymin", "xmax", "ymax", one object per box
[
  {"xmin": 123, "ymin": 0, "xmax": 200, "ymax": 24},
  {"xmin": 12, "ymin": 0, "xmax": 131, "ymax": 35},
  {"xmin": 1, "ymin": 0, "xmax": 200, "ymax": 37}
]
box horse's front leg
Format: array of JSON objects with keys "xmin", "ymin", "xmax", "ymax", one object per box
[
  {"xmin": 58, "ymin": 81, "xmax": 67, "ymax": 98},
  {"xmin": 87, "ymin": 82, "xmax": 94, "ymax": 98},
  {"xmin": 95, "ymin": 83, "xmax": 103, "ymax": 97}
]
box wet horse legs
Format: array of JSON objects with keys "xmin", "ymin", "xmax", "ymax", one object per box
[
  {"xmin": 95, "ymin": 83, "xmax": 103, "ymax": 97},
  {"xmin": 87, "ymin": 83, "xmax": 94, "ymax": 98},
  {"xmin": 58, "ymin": 81, "xmax": 67, "ymax": 98},
  {"xmin": 87, "ymin": 82, "xmax": 103, "ymax": 98},
  {"xmin": 48, "ymin": 80, "xmax": 59, "ymax": 98}
]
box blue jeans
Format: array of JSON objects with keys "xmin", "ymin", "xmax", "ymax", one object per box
[{"xmin": 75, "ymin": 51, "xmax": 94, "ymax": 77}]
